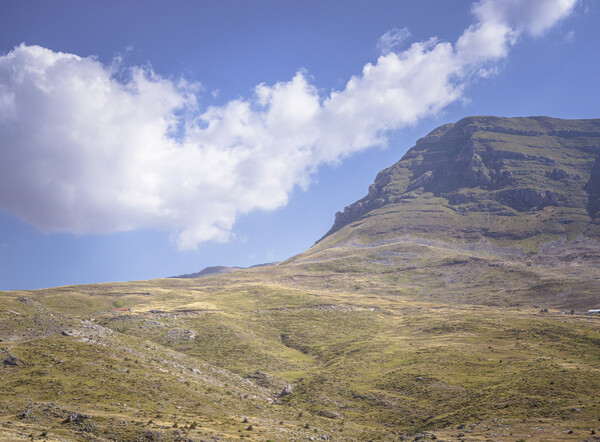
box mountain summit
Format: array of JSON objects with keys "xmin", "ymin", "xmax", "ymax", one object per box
[{"xmin": 322, "ymin": 116, "xmax": 600, "ymax": 248}]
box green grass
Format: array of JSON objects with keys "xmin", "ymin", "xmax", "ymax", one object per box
[{"xmin": 2, "ymin": 238, "xmax": 600, "ymax": 440}]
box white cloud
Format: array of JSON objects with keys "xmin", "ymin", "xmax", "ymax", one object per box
[
  {"xmin": 456, "ymin": 0, "xmax": 577, "ymax": 67},
  {"xmin": 0, "ymin": 0, "xmax": 577, "ymax": 249},
  {"xmin": 472, "ymin": 0, "xmax": 577, "ymax": 37},
  {"xmin": 377, "ymin": 27, "xmax": 412, "ymax": 55}
]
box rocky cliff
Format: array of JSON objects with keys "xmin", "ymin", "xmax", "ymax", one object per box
[{"xmin": 322, "ymin": 116, "xmax": 600, "ymax": 247}]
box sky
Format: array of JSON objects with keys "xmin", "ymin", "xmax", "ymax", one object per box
[{"xmin": 0, "ymin": 0, "xmax": 598, "ymax": 290}]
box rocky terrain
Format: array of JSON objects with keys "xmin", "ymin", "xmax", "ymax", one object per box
[
  {"xmin": 323, "ymin": 116, "xmax": 600, "ymax": 248},
  {"xmin": 1, "ymin": 116, "xmax": 600, "ymax": 441}
]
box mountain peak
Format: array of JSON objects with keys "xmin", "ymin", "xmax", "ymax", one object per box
[{"xmin": 321, "ymin": 116, "xmax": 600, "ymax": 248}]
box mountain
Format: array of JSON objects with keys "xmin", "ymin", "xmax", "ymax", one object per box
[
  {"xmin": 322, "ymin": 116, "xmax": 600, "ymax": 249},
  {"xmin": 170, "ymin": 262, "xmax": 278, "ymax": 279},
  {"xmin": 2, "ymin": 116, "xmax": 600, "ymax": 441},
  {"xmin": 170, "ymin": 265, "xmax": 242, "ymax": 279}
]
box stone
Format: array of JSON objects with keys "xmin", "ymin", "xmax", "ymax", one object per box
[{"xmin": 279, "ymin": 385, "xmax": 293, "ymax": 397}]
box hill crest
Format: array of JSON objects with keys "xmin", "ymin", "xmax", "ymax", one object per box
[{"xmin": 321, "ymin": 116, "xmax": 600, "ymax": 248}]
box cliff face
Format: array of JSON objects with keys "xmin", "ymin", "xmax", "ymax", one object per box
[{"xmin": 322, "ymin": 116, "xmax": 600, "ymax": 246}]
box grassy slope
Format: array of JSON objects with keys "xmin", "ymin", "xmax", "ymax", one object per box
[{"xmin": 2, "ymin": 235, "xmax": 600, "ymax": 441}]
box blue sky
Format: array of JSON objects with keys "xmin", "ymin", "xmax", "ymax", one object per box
[{"xmin": 0, "ymin": 0, "xmax": 598, "ymax": 290}]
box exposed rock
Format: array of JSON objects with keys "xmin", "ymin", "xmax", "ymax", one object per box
[
  {"xmin": 279, "ymin": 385, "xmax": 293, "ymax": 397},
  {"xmin": 494, "ymin": 188, "xmax": 561, "ymax": 211},
  {"xmin": 320, "ymin": 116, "xmax": 600, "ymax": 245},
  {"xmin": 317, "ymin": 409, "xmax": 341, "ymax": 419},
  {"xmin": 462, "ymin": 151, "xmax": 491, "ymax": 185},
  {"xmin": 546, "ymin": 168, "xmax": 569, "ymax": 180},
  {"xmin": 2, "ymin": 349, "xmax": 23, "ymax": 367},
  {"xmin": 585, "ymin": 156, "xmax": 600, "ymax": 218},
  {"xmin": 413, "ymin": 170, "xmax": 434, "ymax": 188},
  {"xmin": 18, "ymin": 408, "xmax": 35, "ymax": 421},
  {"xmin": 136, "ymin": 430, "xmax": 166, "ymax": 441},
  {"xmin": 63, "ymin": 412, "xmax": 91, "ymax": 424},
  {"xmin": 3, "ymin": 354, "xmax": 20, "ymax": 367},
  {"xmin": 68, "ymin": 412, "xmax": 89, "ymax": 423},
  {"xmin": 166, "ymin": 328, "xmax": 196, "ymax": 342},
  {"xmin": 247, "ymin": 371, "xmax": 271, "ymax": 387}
]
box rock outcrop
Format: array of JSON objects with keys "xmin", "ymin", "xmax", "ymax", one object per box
[{"xmin": 321, "ymin": 116, "xmax": 600, "ymax": 245}]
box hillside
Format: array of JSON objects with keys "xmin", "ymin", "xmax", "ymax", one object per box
[
  {"xmin": 1, "ymin": 116, "xmax": 600, "ymax": 441},
  {"xmin": 321, "ymin": 116, "xmax": 600, "ymax": 249}
]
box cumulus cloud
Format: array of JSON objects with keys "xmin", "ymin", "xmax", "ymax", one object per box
[
  {"xmin": 472, "ymin": 0, "xmax": 577, "ymax": 37},
  {"xmin": 456, "ymin": 0, "xmax": 577, "ymax": 67},
  {"xmin": 0, "ymin": 0, "xmax": 577, "ymax": 249}
]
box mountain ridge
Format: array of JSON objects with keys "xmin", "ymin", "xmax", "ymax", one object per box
[
  {"xmin": 170, "ymin": 262, "xmax": 279, "ymax": 279},
  {"xmin": 321, "ymin": 116, "xmax": 600, "ymax": 249}
]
